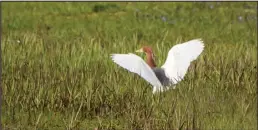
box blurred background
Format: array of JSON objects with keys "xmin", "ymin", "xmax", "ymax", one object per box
[{"xmin": 1, "ymin": 2, "xmax": 257, "ymax": 129}]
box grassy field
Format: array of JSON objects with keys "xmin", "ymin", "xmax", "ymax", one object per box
[{"xmin": 1, "ymin": 2, "xmax": 257, "ymax": 130}]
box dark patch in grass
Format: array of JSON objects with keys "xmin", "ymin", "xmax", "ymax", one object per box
[{"xmin": 92, "ymin": 4, "xmax": 120, "ymax": 13}]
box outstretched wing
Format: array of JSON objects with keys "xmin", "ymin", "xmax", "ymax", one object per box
[
  {"xmin": 111, "ymin": 53, "xmax": 163, "ymax": 88},
  {"xmin": 161, "ymin": 39, "xmax": 204, "ymax": 84}
]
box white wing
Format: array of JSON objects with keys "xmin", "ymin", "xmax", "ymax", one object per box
[
  {"xmin": 161, "ymin": 39, "xmax": 204, "ymax": 84},
  {"xmin": 111, "ymin": 53, "xmax": 163, "ymax": 89}
]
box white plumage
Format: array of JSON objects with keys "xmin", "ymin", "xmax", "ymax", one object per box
[{"xmin": 111, "ymin": 39, "xmax": 204, "ymax": 93}]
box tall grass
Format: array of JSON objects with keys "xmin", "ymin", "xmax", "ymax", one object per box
[{"xmin": 1, "ymin": 2, "xmax": 257, "ymax": 129}]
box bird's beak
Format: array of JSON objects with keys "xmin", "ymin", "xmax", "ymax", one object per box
[{"xmin": 135, "ymin": 48, "xmax": 143, "ymax": 53}]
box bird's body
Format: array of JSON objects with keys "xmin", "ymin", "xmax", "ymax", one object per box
[
  {"xmin": 152, "ymin": 68, "xmax": 171, "ymax": 92},
  {"xmin": 111, "ymin": 39, "xmax": 204, "ymax": 93}
]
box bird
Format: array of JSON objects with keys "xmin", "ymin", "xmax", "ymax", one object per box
[{"xmin": 110, "ymin": 39, "xmax": 204, "ymax": 93}]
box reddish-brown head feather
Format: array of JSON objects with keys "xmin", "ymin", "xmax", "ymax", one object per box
[{"xmin": 142, "ymin": 46, "xmax": 153, "ymax": 54}]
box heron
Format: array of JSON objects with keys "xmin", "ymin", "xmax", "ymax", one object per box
[{"xmin": 111, "ymin": 39, "xmax": 204, "ymax": 93}]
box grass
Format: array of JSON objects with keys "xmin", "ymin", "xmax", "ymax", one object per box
[{"xmin": 1, "ymin": 2, "xmax": 257, "ymax": 130}]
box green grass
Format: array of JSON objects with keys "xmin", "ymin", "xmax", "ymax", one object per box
[{"xmin": 1, "ymin": 2, "xmax": 257, "ymax": 129}]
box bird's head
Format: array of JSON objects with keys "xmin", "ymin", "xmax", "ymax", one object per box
[
  {"xmin": 136, "ymin": 46, "xmax": 153, "ymax": 54},
  {"xmin": 136, "ymin": 46, "xmax": 156, "ymax": 65}
]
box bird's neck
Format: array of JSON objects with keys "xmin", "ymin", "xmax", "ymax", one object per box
[{"xmin": 146, "ymin": 53, "xmax": 156, "ymax": 68}]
